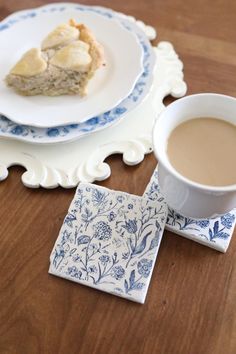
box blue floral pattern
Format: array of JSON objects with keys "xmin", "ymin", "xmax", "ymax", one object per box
[
  {"xmin": 0, "ymin": 3, "xmax": 156, "ymax": 144},
  {"xmin": 49, "ymin": 183, "xmax": 167, "ymax": 303},
  {"xmin": 94, "ymin": 221, "xmax": 112, "ymax": 240},
  {"xmin": 137, "ymin": 259, "xmax": 153, "ymax": 278},
  {"xmin": 144, "ymin": 167, "xmax": 236, "ymax": 252}
]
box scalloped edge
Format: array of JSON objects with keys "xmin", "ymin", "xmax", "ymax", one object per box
[{"xmin": 0, "ymin": 30, "xmax": 187, "ymax": 188}]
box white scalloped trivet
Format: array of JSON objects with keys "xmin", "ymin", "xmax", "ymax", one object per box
[{"xmin": 0, "ymin": 34, "xmax": 187, "ymax": 188}]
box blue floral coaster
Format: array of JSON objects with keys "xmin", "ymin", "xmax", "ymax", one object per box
[
  {"xmin": 49, "ymin": 183, "xmax": 167, "ymax": 303},
  {"xmin": 144, "ymin": 167, "xmax": 236, "ymax": 253}
]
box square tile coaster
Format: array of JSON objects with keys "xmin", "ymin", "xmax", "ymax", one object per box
[
  {"xmin": 144, "ymin": 167, "xmax": 236, "ymax": 253},
  {"xmin": 49, "ymin": 183, "xmax": 168, "ymax": 303}
]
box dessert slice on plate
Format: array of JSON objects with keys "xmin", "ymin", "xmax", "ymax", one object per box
[{"xmin": 5, "ymin": 19, "xmax": 104, "ymax": 96}]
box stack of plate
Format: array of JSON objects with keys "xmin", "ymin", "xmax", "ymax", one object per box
[{"xmin": 0, "ymin": 3, "xmax": 156, "ymax": 144}]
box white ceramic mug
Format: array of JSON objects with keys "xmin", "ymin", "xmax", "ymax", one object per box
[{"xmin": 153, "ymin": 93, "xmax": 236, "ymax": 219}]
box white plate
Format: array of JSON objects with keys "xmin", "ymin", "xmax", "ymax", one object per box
[
  {"xmin": 0, "ymin": 8, "xmax": 143, "ymax": 127},
  {"xmin": 0, "ymin": 40, "xmax": 187, "ymax": 188},
  {"xmin": 0, "ymin": 3, "xmax": 156, "ymax": 144}
]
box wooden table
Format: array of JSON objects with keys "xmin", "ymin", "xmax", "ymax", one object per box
[{"xmin": 0, "ymin": 1, "xmax": 235, "ymax": 353}]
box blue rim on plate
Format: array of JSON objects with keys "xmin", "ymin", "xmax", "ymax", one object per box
[{"xmin": 0, "ymin": 3, "xmax": 156, "ymax": 144}]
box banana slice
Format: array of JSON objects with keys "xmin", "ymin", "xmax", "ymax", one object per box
[
  {"xmin": 10, "ymin": 48, "xmax": 47, "ymax": 77},
  {"xmin": 50, "ymin": 40, "xmax": 92, "ymax": 72},
  {"xmin": 42, "ymin": 24, "xmax": 79, "ymax": 50}
]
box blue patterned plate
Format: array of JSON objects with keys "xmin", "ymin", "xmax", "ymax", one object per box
[
  {"xmin": 0, "ymin": 7, "xmax": 144, "ymax": 127},
  {"xmin": 0, "ymin": 3, "xmax": 156, "ymax": 143}
]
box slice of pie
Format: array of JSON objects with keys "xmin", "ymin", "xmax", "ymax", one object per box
[{"xmin": 5, "ymin": 19, "xmax": 105, "ymax": 96}]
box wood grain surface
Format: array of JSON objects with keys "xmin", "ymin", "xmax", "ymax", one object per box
[{"xmin": 0, "ymin": 1, "xmax": 236, "ymax": 353}]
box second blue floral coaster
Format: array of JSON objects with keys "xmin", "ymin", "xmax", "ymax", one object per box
[
  {"xmin": 144, "ymin": 167, "xmax": 236, "ymax": 252},
  {"xmin": 49, "ymin": 183, "xmax": 167, "ymax": 303}
]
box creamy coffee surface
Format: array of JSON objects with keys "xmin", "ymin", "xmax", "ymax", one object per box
[{"xmin": 167, "ymin": 117, "xmax": 236, "ymax": 186}]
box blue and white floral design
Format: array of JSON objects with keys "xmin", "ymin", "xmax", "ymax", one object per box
[
  {"xmin": 49, "ymin": 183, "xmax": 167, "ymax": 303},
  {"xmin": 123, "ymin": 259, "xmax": 153, "ymax": 294},
  {"xmin": 0, "ymin": 3, "xmax": 156, "ymax": 144},
  {"xmin": 144, "ymin": 167, "xmax": 236, "ymax": 252}
]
